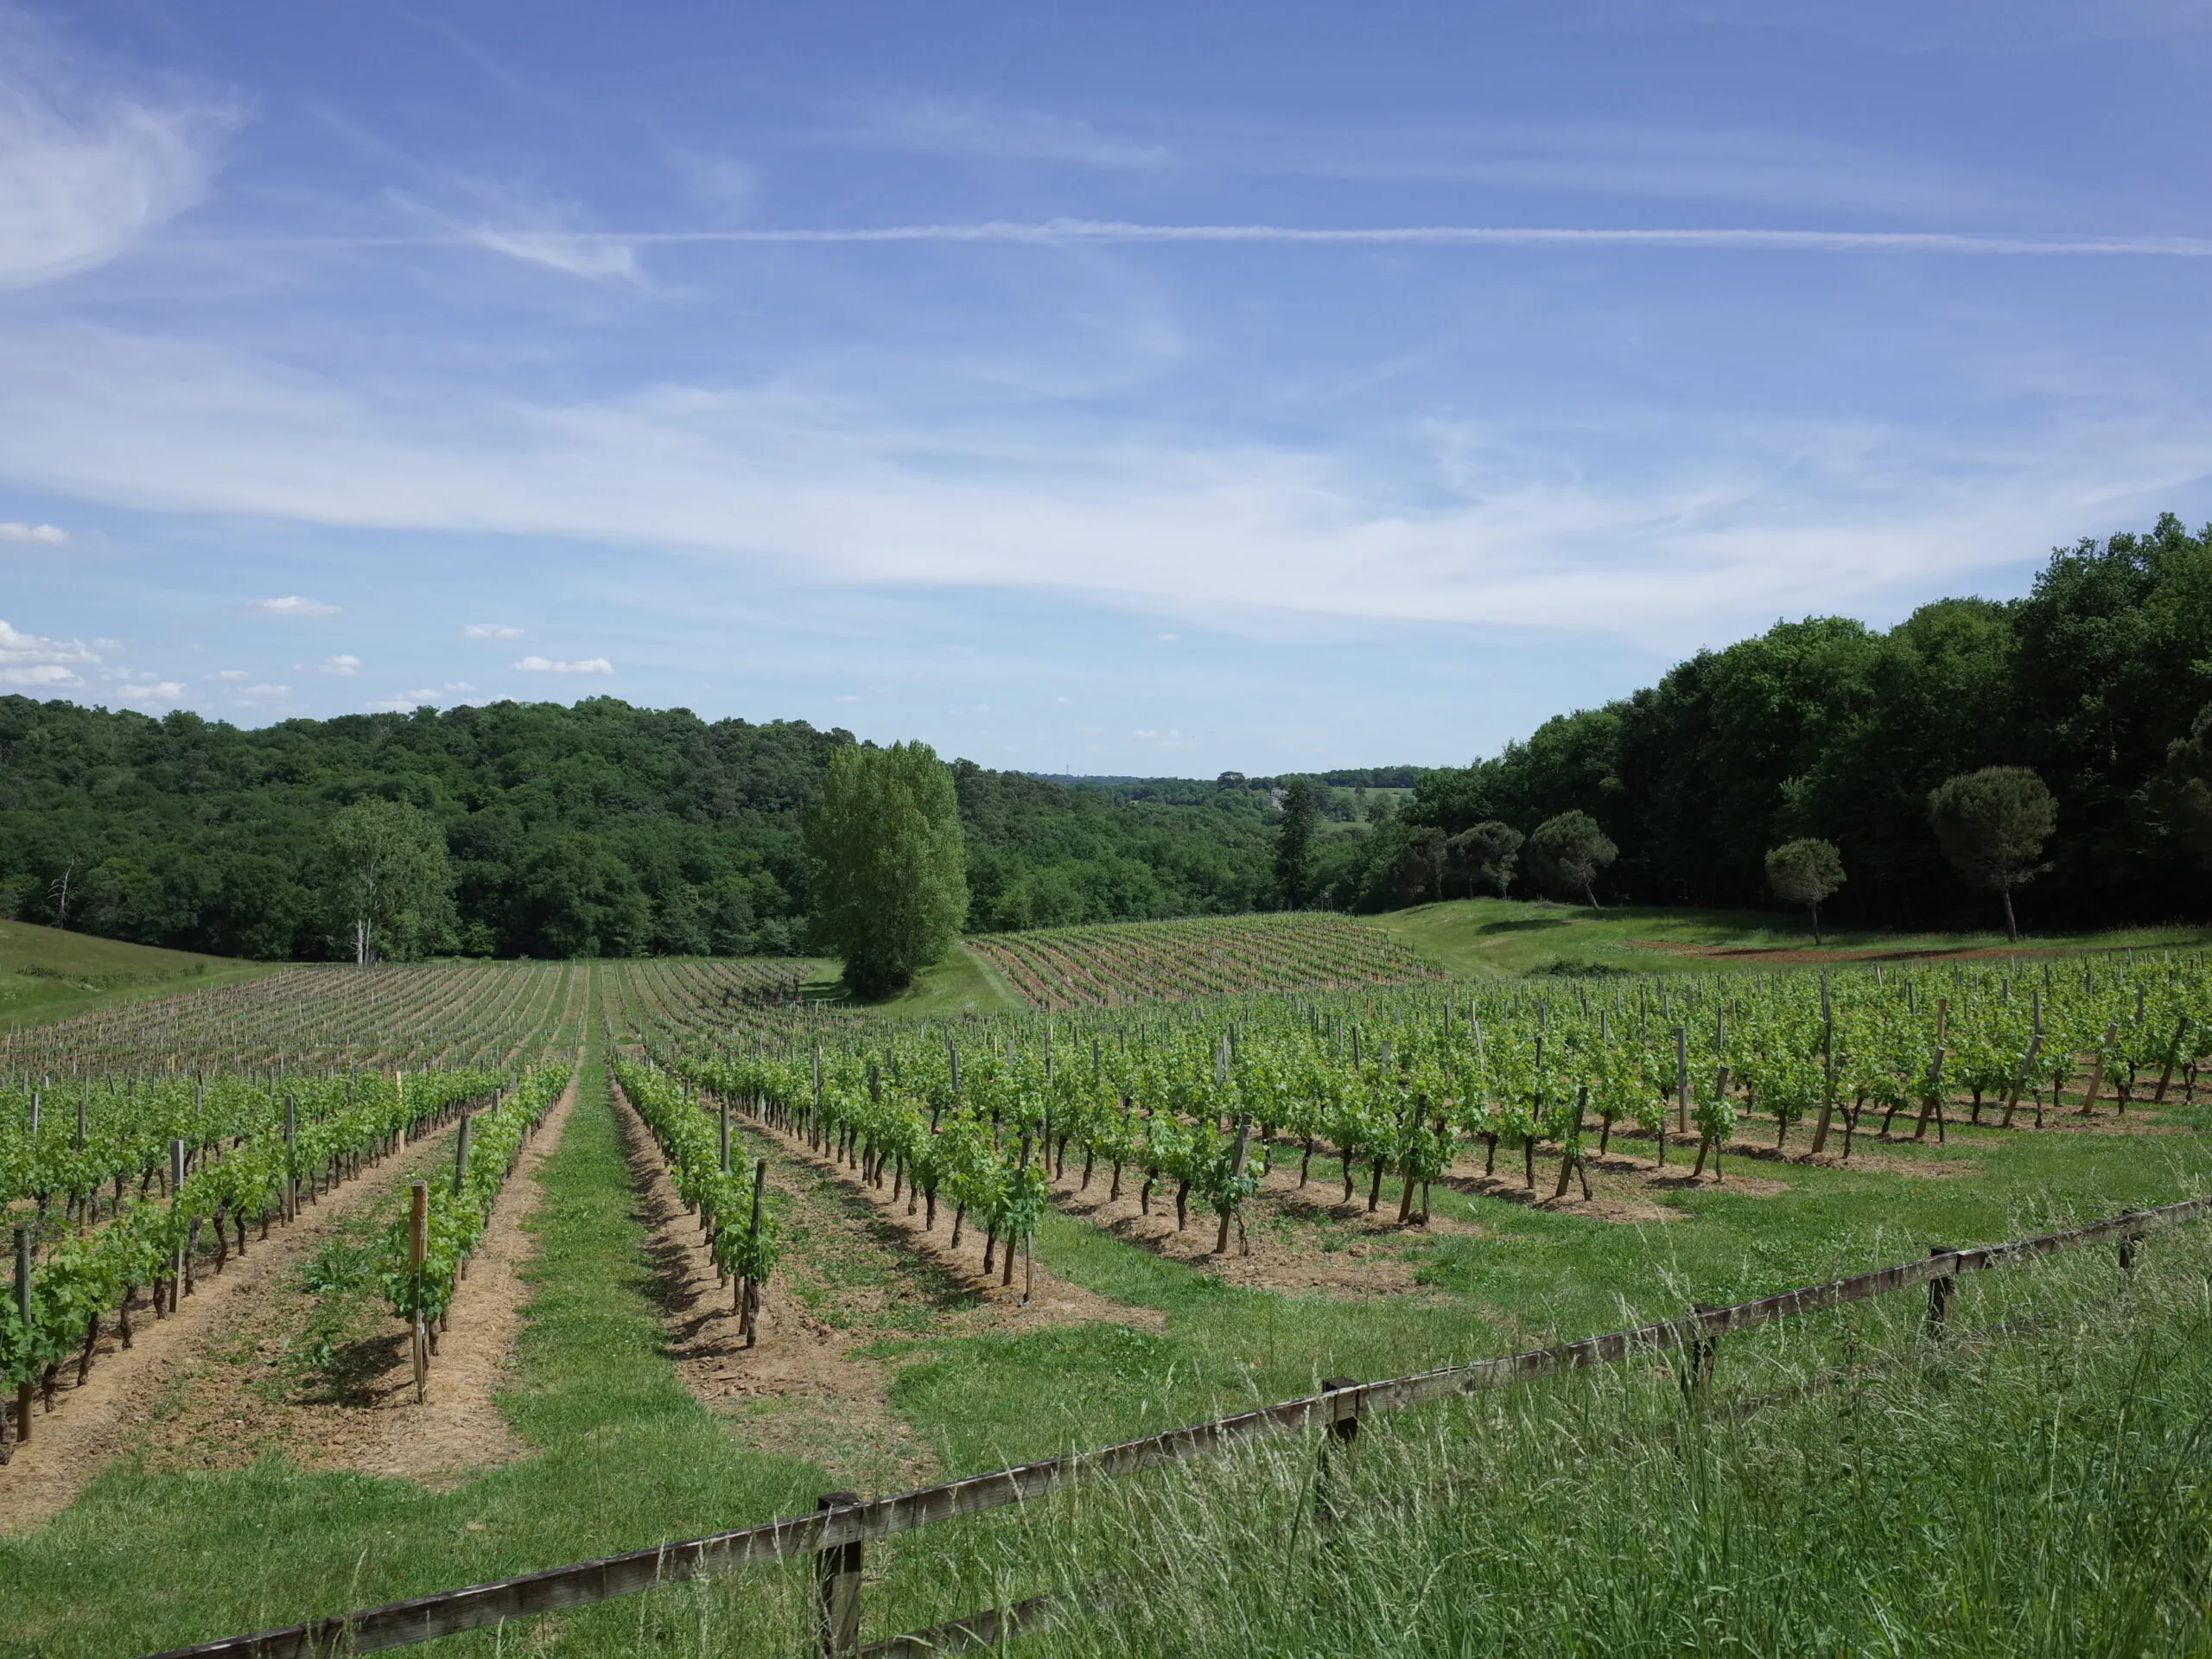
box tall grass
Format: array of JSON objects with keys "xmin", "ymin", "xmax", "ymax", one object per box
[{"xmin": 851, "ymin": 1228, "xmax": 2212, "ymax": 1657}]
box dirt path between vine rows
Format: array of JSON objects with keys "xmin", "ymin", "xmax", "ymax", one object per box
[
  {"xmin": 0, "ymin": 1109, "xmax": 471, "ymax": 1536},
  {"xmin": 619, "ymin": 1091, "xmax": 1163, "ymax": 1495},
  {"xmin": 135, "ymin": 1070, "xmax": 581, "ymax": 1490}
]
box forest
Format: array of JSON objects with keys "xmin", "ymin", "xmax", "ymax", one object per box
[
  {"xmin": 1340, "ymin": 513, "xmax": 2212, "ymax": 927},
  {"xmin": 0, "ymin": 700, "xmax": 1278, "ymax": 960},
  {"xmin": 2, "ymin": 513, "xmax": 2208, "ymax": 957}
]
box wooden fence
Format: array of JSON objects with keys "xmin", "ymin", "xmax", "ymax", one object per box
[{"xmin": 145, "ymin": 1193, "xmax": 2212, "ymax": 1659}]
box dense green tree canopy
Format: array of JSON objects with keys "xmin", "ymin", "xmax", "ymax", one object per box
[
  {"xmin": 0, "ymin": 698, "xmax": 1281, "ymax": 959},
  {"xmin": 1764, "ymin": 838, "xmax": 1846, "ymax": 943},
  {"xmin": 1384, "ymin": 515, "xmax": 2212, "ymax": 926},
  {"xmin": 804, "ymin": 741, "xmax": 967, "ymax": 996},
  {"xmin": 327, "ymin": 798, "xmax": 454, "ymax": 963},
  {"xmin": 1928, "ymin": 767, "xmax": 2058, "ymax": 940}
]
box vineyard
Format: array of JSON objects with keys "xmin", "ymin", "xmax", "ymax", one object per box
[
  {"xmin": 5, "ymin": 943, "xmax": 2212, "ymax": 1656},
  {"xmin": 965, "ymin": 913, "xmax": 1443, "ymax": 1009}
]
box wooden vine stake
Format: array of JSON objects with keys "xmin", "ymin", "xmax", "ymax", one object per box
[
  {"xmin": 283, "ymin": 1093, "xmax": 298, "ymax": 1221},
  {"xmin": 2154, "ymin": 1018, "xmax": 2191, "ymax": 1105},
  {"xmin": 738, "ymin": 1159, "xmax": 766, "ymax": 1346},
  {"xmin": 10, "ymin": 1224, "xmax": 31, "ymax": 1452},
  {"xmin": 408, "ymin": 1180, "xmax": 429, "ymax": 1405},
  {"xmin": 2000, "ymin": 1033, "xmax": 2043, "ymax": 1129}
]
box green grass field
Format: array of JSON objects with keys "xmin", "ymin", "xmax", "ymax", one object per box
[
  {"xmin": 801, "ymin": 946, "xmax": 1026, "ymax": 1016},
  {"xmin": 1366, "ymin": 895, "xmax": 2212, "ymax": 979},
  {"xmin": 0, "ymin": 920, "xmax": 274, "ymax": 1032}
]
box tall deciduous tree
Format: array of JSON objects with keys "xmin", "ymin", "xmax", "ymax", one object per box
[
  {"xmin": 804, "ymin": 741, "xmax": 967, "ymax": 998},
  {"xmin": 1529, "ymin": 810, "xmax": 1618, "ymax": 909},
  {"xmin": 1449, "ymin": 821, "xmax": 1523, "ymax": 899},
  {"xmin": 1764, "ymin": 838, "xmax": 1846, "ymax": 943},
  {"xmin": 1927, "ymin": 767, "xmax": 2056, "ymax": 941},
  {"xmin": 1274, "ymin": 779, "xmax": 1319, "ymax": 907},
  {"xmin": 327, "ymin": 799, "xmax": 454, "ymax": 963}
]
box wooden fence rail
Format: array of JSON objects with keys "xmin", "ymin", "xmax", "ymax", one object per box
[{"xmin": 145, "ymin": 1192, "xmax": 2212, "ymax": 1659}]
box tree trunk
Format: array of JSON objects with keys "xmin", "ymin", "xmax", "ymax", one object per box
[{"xmin": 2001, "ymin": 887, "xmax": 2018, "ymax": 942}]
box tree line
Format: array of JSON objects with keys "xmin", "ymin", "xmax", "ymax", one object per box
[
  {"xmin": 1313, "ymin": 514, "xmax": 2212, "ymax": 931},
  {"xmin": 0, "ymin": 697, "xmax": 1275, "ymax": 961}
]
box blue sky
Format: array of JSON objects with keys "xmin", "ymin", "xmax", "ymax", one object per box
[{"xmin": 5, "ymin": 1, "xmax": 2212, "ymax": 774}]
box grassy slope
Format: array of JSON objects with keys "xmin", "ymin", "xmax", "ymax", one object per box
[
  {"xmin": 802, "ymin": 944, "xmax": 1025, "ymax": 1018},
  {"xmin": 1367, "ymin": 896, "xmax": 2212, "ymax": 979},
  {"xmin": 0, "ymin": 919, "xmax": 273, "ymax": 1032}
]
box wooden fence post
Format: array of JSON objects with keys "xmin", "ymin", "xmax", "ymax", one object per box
[
  {"xmin": 814, "ymin": 1491, "xmax": 863, "ymax": 1659},
  {"xmin": 1314, "ymin": 1376, "xmax": 1359, "ymax": 1526},
  {"xmin": 2120, "ymin": 1211, "xmax": 2141, "ymax": 1275},
  {"xmin": 1681, "ymin": 1302, "xmax": 1720, "ymax": 1403},
  {"xmin": 1926, "ymin": 1248, "xmax": 1955, "ymax": 1338},
  {"xmin": 409, "ymin": 1182, "xmax": 429, "ymax": 1404}
]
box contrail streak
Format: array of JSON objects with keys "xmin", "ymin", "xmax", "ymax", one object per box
[{"xmin": 185, "ymin": 219, "xmax": 2212, "ymax": 257}]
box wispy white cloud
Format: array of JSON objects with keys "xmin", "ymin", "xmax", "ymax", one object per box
[
  {"xmin": 207, "ymin": 669, "xmax": 248, "ymax": 680},
  {"xmin": 461, "ymin": 621, "xmax": 524, "ymax": 639},
  {"xmin": 0, "ymin": 663, "xmax": 77, "ymax": 685},
  {"xmin": 251, "ymin": 594, "xmax": 339, "ymax": 616},
  {"xmin": 112, "ymin": 678, "xmax": 186, "ymax": 702},
  {"xmin": 317, "ymin": 652, "xmax": 360, "ymax": 675},
  {"xmin": 232, "ymin": 683, "xmax": 291, "ymax": 698},
  {"xmin": 828, "ymin": 98, "xmax": 1171, "ymax": 168},
  {"xmin": 0, "ymin": 324, "xmax": 2201, "ymax": 652},
  {"xmin": 0, "ymin": 619, "xmax": 99, "ymax": 686},
  {"xmin": 464, "ymin": 223, "xmax": 641, "ymax": 282},
  {"xmin": 389, "ymin": 182, "xmax": 645, "ymax": 283},
  {"xmin": 512, "ymin": 654, "xmax": 613, "ymax": 673},
  {"xmin": 200, "ymin": 219, "xmax": 2212, "ymax": 257},
  {"xmin": 0, "ymin": 26, "xmax": 235, "ymax": 290},
  {"xmin": 0, "ymin": 521, "xmax": 67, "ymax": 543}
]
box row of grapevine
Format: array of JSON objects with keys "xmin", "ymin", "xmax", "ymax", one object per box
[
  {"xmin": 968, "ymin": 913, "xmax": 1444, "ymax": 1009},
  {"xmin": 0, "ymin": 1065, "xmax": 502, "ymax": 1459},
  {"xmin": 612, "ymin": 1062, "xmax": 782, "ymax": 1341},
  {"xmin": 378, "ymin": 1064, "xmax": 569, "ymax": 1398},
  {"xmin": 619, "ymin": 951, "xmax": 2212, "ymax": 1261},
  {"xmin": 2, "ymin": 959, "xmax": 584, "ymax": 1077}
]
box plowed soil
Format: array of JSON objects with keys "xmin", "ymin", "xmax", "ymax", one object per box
[
  {"xmin": 132, "ymin": 1071, "xmax": 580, "ymax": 1489},
  {"xmin": 0, "ymin": 1110, "xmax": 473, "ymax": 1535}
]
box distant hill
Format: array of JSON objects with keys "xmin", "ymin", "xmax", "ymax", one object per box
[{"xmin": 0, "ymin": 919, "xmax": 270, "ymax": 1029}]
